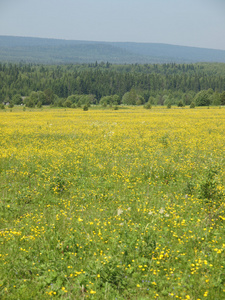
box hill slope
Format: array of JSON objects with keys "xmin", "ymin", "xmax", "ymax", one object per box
[{"xmin": 1, "ymin": 35, "xmax": 225, "ymax": 64}]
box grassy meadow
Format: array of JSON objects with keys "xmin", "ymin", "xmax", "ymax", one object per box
[{"xmin": 0, "ymin": 106, "xmax": 225, "ymax": 299}]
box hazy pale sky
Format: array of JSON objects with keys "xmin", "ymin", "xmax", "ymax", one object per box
[{"xmin": 1, "ymin": 0, "xmax": 225, "ymax": 50}]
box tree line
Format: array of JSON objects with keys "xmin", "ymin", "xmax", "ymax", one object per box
[{"xmin": 0, "ymin": 62, "xmax": 225, "ymax": 108}]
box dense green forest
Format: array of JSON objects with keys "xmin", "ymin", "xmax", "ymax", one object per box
[{"xmin": 1, "ymin": 62, "xmax": 225, "ymax": 108}]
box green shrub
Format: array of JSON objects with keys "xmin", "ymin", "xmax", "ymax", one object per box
[
  {"xmin": 190, "ymin": 102, "xmax": 195, "ymax": 108},
  {"xmin": 144, "ymin": 102, "xmax": 152, "ymax": 109},
  {"xmin": 36, "ymin": 101, "xmax": 42, "ymax": 108},
  {"xmin": 12, "ymin": 94, "xmax": 23, "ymax": 105},
  {"xmin": 83, "ymin": 104, "xmax": 88, "ymax": 111},
  {"xmin": 63, "ymin": 99, "xmax": 72, "ymax": 108},
  {"xmin": 25, "ymin": 97, "xmax": 35, "ymax": 108},
  {"xmin": 194, "ymin": 90, "xmax": 211, "ymax": 106},
  {"xmin": 177, "ymin": 100, "xmax": 184, "ymax": 107},
  {"xmin": 198, "ymin": 167, "xmax": 222, "ymax": 208}
]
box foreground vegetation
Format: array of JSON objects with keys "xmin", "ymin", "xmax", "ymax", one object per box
[{"xmin": 0, "ymin": 107, "xmax": 225, "ymax": 299}]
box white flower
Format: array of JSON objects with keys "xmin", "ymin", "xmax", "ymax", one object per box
[
  {"xmin": 117, "ymin": 208, "xmax": 123, "ymax": 216},
  {"xmin": 159, "ymin": 208, "xmax": 165, "ymax": 214}
]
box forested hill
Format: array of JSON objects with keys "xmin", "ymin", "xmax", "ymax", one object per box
[
  {"xmin": 1, "ymin": 62, "xmax": 225, "ymax": 107},
  {"xmin": 1, "ymin": 35, "xmax": 225, "ymax": 64}
]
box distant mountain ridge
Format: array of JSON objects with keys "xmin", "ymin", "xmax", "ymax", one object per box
[{"xmin": 1, "ymin": 35, "xmax": 225, "ymax": 64}]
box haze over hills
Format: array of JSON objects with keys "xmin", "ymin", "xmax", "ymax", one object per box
[{"xmin": 1, "ymin": 35, "xmax": 225, "ymax": 64}]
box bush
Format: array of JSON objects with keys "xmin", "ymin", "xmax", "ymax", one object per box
[
  {"xmin": 122, "ymin": 88, "xmax": 141, "ymax": 105},
  {"xmin": 0, "ymin": 103, "xmax": 5, "ymax": 109},
  {"xmin": 211, "ymin": 92, "xmax": 221, "ymax": 106},
  {"xmin": 100, "ymin": 96, "xmax": 112, "ymax": 107},
  {"xmin": 220, "ymin": 91, "xmax": 225, "ymax": 105},
  {"xmin": 12, "ymin": 94, "xmax": 23, "ymax": 105},
  {"xmin": 136, "ymin": 98, "xmax": 143, "ymax": 106},
  {"xmin": 198, "ymin": 167, "xmax": 222, "ymax": 208},
  {"xmin": 190, "ymin": 102, "xmax": 195, "ymax": 108},
  {"xmin": 77, "ymin": 100, "xmax": 81, "ymax": 108},
  {"xmin": 24, "ymin": 97, "xmax": 35, "ymax": 108},
  {"xmin": 63, "ymin": 99, "xmax": 72, "ymax": 108},
  {"xmin": 148, "ymin": 96, "xmax": 155, "ymax": 105},
  {"xmin": 83, "ymin": 104, "xmax": 88, "ymax": 111},
  {"xmin": 167, "ymin": 102, "xmax": 171, "ymax": 109},
  {"xmin": 8, "ymin": 102, "xmax": 14, "ymax": 108},
  {"xmin": 194, "ymin": 90, "xmax": 211, "ymax": 106},
  {"xmin": 144, "ymin": 102, "xmax": 152, "ymax": 109},
  {"xmin": 56, "ymin": 99, "xmax": 64, "ymax": 107},
  {"xmin": 177, "ymin": 100, "xmax": 184, "ymax": 107},
  {"xmin": 36, "ymin": 101, "xmax": 42, "ymax": 108}
]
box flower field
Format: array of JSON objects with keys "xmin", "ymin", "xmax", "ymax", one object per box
[{"xmin": 0, "ymin": 107, "xmax": 225, "ymax": 299}]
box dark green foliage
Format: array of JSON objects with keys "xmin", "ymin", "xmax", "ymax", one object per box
[
  {"xmin": 136, "ymin": 95, "xmax": 144, "ymax": 105},
  {"xmin": 122, "ymin": 88, "xmax": 142, "ymax": 105},
  {"xmin": 67, "ymin": 95, "xmax": 80, "ymax": 104},
  {"xmin": 185, "ymin": 180, "xmax": 195, "ymax": 195},
  {"xmin": 112, "ymin": 94, "xmax": 120, "ymax": 105},
  {"xmin": 121, "ymin": 92, "xmax": 130, "ymax": 105},
  {"xmin": 83, "ymin": 104, "xmax": 88, "ymax": 111},
  {"xmin": 12, "ymin": 94, "xmax": 22, "ymax": 105},
  {"xmin": 24, "ymin": 97, "xmax": 35, "ymax": 108},
  {"xmin": 0, "ymin": 103, "xmax": 5, "ymax": 109},
  {"xmin": 97, "ymin": 260, "xmax": 127, "ymax": 290},
  {"xmin": 182, "ymin": 93, "xmax": 193, "ymax": 105},
  {"xmin": 29, "ymin": 91, "xmax": 46, "ymax": 105},
  {"xmin": 63, "ymin": 99, "xmax": 72, "ymax": 108},
  {"xmin": 36, "ymin": 101, "xmax": 42, "ymax": 108},
  {"xmin": 198, "ymin": 167, "xmax": 222, "ymax": 207},
  {"xmin": 55, "ymin": 98, "xmax": 64, "ymax": 107},
  {"xmin": 8, "ymin": 102, "xmax": 14, "ymax": 108},
  {"xmin": 144, "ymin": 102, "xmax": 152, "ymax": 109},
  {"xmin": 177, "ymin": 100, "xmax": 185, "ymax": 107},
  {"xmin": 0, "ymin": 62, "xmax": 225, "ymax": 107},
  {"xmin": 211, "ymin": 92, "xmax": 221, "ymax": 106},
  {"xmin": 220, "ymin": 91, "xmax": 225, "ymax": 105},
  {"xmin": 100, "ymin": 96, "xmax": 112, "ymax": 107},
  {"xmin": 194, "ymin": 90, "xmax": 211, "ymax": 106},
  {"xmin": 44, "ymin": 89, "xmax": 55, "ymax": 105},
  {"xmin": 148, "ymin": 96, "xmax": 155, "ymax": 105},
  {"xmin": 190, "ymin": 102, "xmax": 195, "ymax": 108},
  {"xmin": 77, "ymin": 100, "xmax": 81, "ymax": 107}
]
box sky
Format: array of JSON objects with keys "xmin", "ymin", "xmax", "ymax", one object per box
[{"xmin": 0, "ymin": 0, "xmax": 225, "ymax": 50}]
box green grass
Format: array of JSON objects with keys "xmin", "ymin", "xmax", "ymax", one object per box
[{"xmin": 0, "ymin": 107, "xmax": 225, "ymax": 299}]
